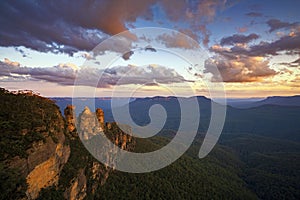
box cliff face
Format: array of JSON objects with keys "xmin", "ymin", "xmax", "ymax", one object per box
[
  {"xmin": 25, "ymin": 108, "xmax": 70, "ymax": 199},
  {"xmin": 26, "ymin": 142, "xmax": 70, "ymax": 199},
  {"xmin": 0, "ymin": 89, "xmax": 70, "ymax": 199},
  {"xmin": 0, "ymin": 88, "xmax": 135, "ymax": 200}
]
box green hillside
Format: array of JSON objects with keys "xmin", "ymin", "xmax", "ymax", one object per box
[{"xmin": 97, "ymin": 134, "xmax": 300, "ymax": 199}]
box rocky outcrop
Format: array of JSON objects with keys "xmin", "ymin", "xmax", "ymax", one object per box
[
  {"xmin": 77, "ymin": 106, "xmax": 104, "ymax": 140},
  {"xmin": 96, "ymin": 108, "xmax": 105, "ymax": 130},
  {"xmin": 63, "ymin": 106, "xmax": 135, "ymax": 199},
  {"xmin": 64, "ymin": 105, "xmax": 76, "ymax": 133}
]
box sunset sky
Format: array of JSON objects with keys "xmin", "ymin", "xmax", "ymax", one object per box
[{"xmin": 0, "ymin": 0, "xmax": 299, "ymax": 98}]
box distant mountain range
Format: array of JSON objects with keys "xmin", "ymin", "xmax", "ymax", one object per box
[
  {"xmin": 227, "ymin": 95, "xmax": 300, "ymax": 108},
  {"xmin": 52, "ymin": 95, "xmax": 300, "ymax": 142},
  {"xmin": 51, "ymin": 97, "xmax": 136, "ymax": 114}
]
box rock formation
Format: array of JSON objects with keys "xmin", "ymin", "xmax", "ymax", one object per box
[
  {"xmin": 62, "ymin": 106, "xmax": 135, "ymax": 199},
  {"xmin": 64, "ymin": 105, "xmax": 76, "ymax": 133},
  {"xmin": 96, "ymin": 108, "xmax": 105, "ymax": 130},
  {"xmin": 77, "ymin": 106, "xmax": 104, "ymax": 140}
]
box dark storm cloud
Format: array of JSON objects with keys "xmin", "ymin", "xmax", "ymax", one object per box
[
  {"xmin": 0, "ymin": 0, "xmax": 154, "ymax": 55},
  {"xmin": 212, "ymin": 33, "xmax": 300, "ymax": 58},
  {"xmin": 266, "ymin": 19, "xmax": 299, "ymax": 32},
  {"xmin": 0, "ymin": 0, "xmax": 107, "ymax": 55},
  {"xmin": 220, "ymin": 33, "xmax": 259, "ymax": 45},
  {"xmin": 249, "ymin": 34, "xmax": 300, "ymax": 56},
  {"xmin": 0, "ymin": 0, "xmax": 229, "ymax": 54}
]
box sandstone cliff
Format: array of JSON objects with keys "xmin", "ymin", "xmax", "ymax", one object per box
[
  {"xmin": 0, "ymin": 88, "xmax": 70, "ymax": 199},
  {"xmin": 0, "ymin": 88, "xmax": 135, "ymax": 200}
]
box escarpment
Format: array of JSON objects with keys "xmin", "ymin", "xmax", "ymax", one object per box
[
  {"xmin": 0, "ymin": 88, "xmax": 70, "ymax": 199},
  {"xmin": 0, "ymin": 88, "xmax": 135, "ymax": 200}
]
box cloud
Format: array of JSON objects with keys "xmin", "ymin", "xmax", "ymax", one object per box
[
  {"xmin": 213, "ymin": 32, "xmax": 300, "ymax": 58},
  {"xmin": 4, "ymin": 58, "xmax": 20, "ymax": 67},
  {"xmin": 0, "ymin": 60, "xmax": 189, "ymax": 87},
  {"xmin": 156, "ymin": 32, "xmax": 199, "ymax": 49},
  {"xmin": 249, "ymin": 34, "xmax": 300, "ymax": 56},
  {"xmin": 0, "ymin": 0, "xmax": 228, "ymax": 54},
  {"xmin": 0, "ymin": 0, "xmax": 153, "ymax": 54},
  {"xmin": 144, "ymin": 45, "xmax": 157, "ymax": 52},
  {"xmin": 291, "ymin": 58, "xmax": 300, "ymax": 65},
  {"xmin": 267, "ymin": 19, "xmax": 299, "ymax": 32},
  {"xmin": 96, "ymin": 64, "xmax": 190, "ymax": 87},
  {"xmin": 179, "ymin": 0, "xmax": 228, "ymax": 46},
  {"xmin": 204, "ymin": 56, "xmax": 277, "ymax": 82},
  {"xmin": 205, "ymin": 24, "xmax": 300, "ymax": 83},
  {"xmin": 280, "ymin": 57, "xmax": 300, "ymax": 67},
  {"xmin": 122, "ymin": 51, "xmax": 134, "ymax": 60},
  {"xmin": 237, "ymin": 27, "xmax": 248, "ymax": 33},
  {"xmin": 245, "ymin": 12, "xmax": 263, "ymax": 17},
  {"xmin": 220, "ymin": 33, "xmax": 259, "ymax": 46}
]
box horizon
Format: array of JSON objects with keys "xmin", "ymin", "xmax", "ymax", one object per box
[{"xmin": 5, "ymin": 87, "xmax": 300, "ymax": 100}]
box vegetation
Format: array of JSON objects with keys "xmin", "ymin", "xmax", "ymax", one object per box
[
  {"xmin": 0, "ymin": 88, "xmax": 61, "ymax": 160},
  {"xmin": 0, "ymin": 88, "xmax": 63, "ymax": 200},
  {"xmin": 96, "ymin": 134, "xmax": 300, "ymax": 199},
  {"xmin": 0, "ymin": 163, "xmax": 27, "ymax": 200}
]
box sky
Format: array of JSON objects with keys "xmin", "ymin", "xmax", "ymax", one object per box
[{"xmin": 0, "ymin": 0, "xmax": 299, "ymax": 98}]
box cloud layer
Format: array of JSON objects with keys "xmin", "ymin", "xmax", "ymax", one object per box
[
  {"xmin": 220, "ymin": 33, "xmax": 259, "ymax": 46},
  {"xmin": 205, "ymin": 19, "xmax": 300, "ymax": 82},
  {"xmin": 0, "ymin": 0, "xmax": 228, "ymax": 54},
  {"xmin": 0, "ymin": 59, "xmax": 188, "ymax": 87},
  {"xmin": 204, "ymin": 56, "xmax": 277, "ymax": 82},
  {"xmin": 267, "ymin": 19, "xmax": 299, "ymax": 32}
]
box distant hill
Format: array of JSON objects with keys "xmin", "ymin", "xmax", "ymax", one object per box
[
  {"xmin": 229, "ymin": 95, "xmax": 300, "ymax": 108},
  {"xmin": 103, "ymin": 96, "xmax": 300, "ymax": 141},
  {"xmin": 103, "ymin": 96, "xmax": 212, "ymax": 132},
  {"xmin": 250, "ymin": 95, "xmax": 300, "ymax": 107},
  {"xmin": 51, "ymin": 97, "xmax": 135, "ymax": 115},
  {"xmin": 52, "ymin": 95, "xmax": 300, "ymax": 141},
  {"xmin": 222, "ymin": 104, "xmax": 300, "ymax": 141}
]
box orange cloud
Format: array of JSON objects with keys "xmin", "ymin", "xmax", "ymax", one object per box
[
  {"xmin": 204, "ymin": 56, "xmax": 278, "ymax": 82},
  {"xmin": 4, "ymin": 58, "xmax": 20, "ymax": 67},
  {"xmin": 237, "ymin": 27, "xmax": 248, "ymax": 33}
]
